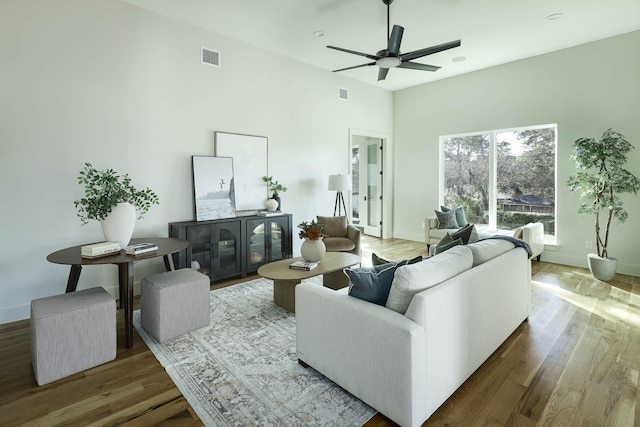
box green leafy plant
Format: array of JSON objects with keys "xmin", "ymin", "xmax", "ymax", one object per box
[
  {"xmin": 74, "ymin": 162, "xmax": 159, "ymax": 225},
  {"xmin": 262, "ymin": 176, "xmax": 287, "ymax": 196},
  {"xmin": 567, "ymin": 129, "xmax": 640, "ymax": 258},
  {"xmin": 298, "ymin": 220, "xmax": 327, "ymax": 241}
]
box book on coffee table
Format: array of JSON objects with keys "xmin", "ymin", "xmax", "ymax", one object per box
[
  {"xmin": 123, "ymin": 242, "xmax": 158, "ymax": 255},
  {"xmin": 289, "ymin": 260, "xmax": 318, "ymax": 271},
  {"xmin": 81, "ymin": 241, "xmax": 121, "ymax": 258}
]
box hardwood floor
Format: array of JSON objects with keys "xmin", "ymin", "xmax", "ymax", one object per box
[{"xmin": 2, "ymin": 236, "xmax": 639, "ymax": 426}]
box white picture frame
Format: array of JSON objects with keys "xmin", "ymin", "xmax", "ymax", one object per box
[{"xmin": 214, "ymin": 132, "xmax": 268, "ymax": 211}]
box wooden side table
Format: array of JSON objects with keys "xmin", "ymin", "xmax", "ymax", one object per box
[{"xmin": 47, "ymin": 237, "xmax": 189, "ymax": 348}]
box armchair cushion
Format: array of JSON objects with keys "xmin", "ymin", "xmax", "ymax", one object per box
[
  {"xmin": 317, "ymin": 215, "xmax": 348, "ymax": 238},
  {"xmin": 441, "ymin": 205, "xmax": 468, "ymax": 227},
  {"xmin": 434, "ymin": 209, "xmax": 458, "ymax": 229},
  {"xmin": 323, "ymin": 237, "xmax": 355, "ymax": 252}
]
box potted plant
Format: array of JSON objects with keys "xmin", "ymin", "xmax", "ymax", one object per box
[
  {"xmin": 567, "ymin": 128, "xmax": 640, "ymax": 280},
  {"xmin": 298, "ymin": 219, "xmax": 327, "ymax": 262},
  {"xmin": 74, "ymin": 162, "xmax": 159, "ymax": 247},
  {"xmin": 262, "ymin": 176, "xmax": 287, "ymax": 211}
]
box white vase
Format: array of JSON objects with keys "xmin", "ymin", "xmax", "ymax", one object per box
[
  {"xmin": 301, "ymin": 238, "xmax": 326, "ymax": 262},
  {"xmin": 587, "ymin": 253, "xmax": 618, "ymax": 281},
  {"xmin": 101, "ymin": 202, "xmax": 136, "ymax": 248},
  {"xmin": 265, "ymin": 198, "xmax": 278, "ymax": 212}
]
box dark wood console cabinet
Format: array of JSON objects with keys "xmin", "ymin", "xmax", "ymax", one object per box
[{"xmin": 169, "ymin": 213, "xmax": 293, "ymax": 281}]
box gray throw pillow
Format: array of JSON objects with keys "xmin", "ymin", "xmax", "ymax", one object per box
[
  {"xmin": 434, "ymin": 209, "xmax": 458, "ymax": 229},
  {"xmin": 441, "ymin": 205, "xmax": 468, "ymax": 227},
  {"xmin": 450, "ymin": 223, "xmax": 474, "ymax": 245},
  {"xmin": 346, "ymin": 260, "xmax": 408, "ymax": 306}
]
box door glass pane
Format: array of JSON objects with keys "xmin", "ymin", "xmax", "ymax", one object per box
[
  {"xmin": 351, "ymin": 147, "xmax": 360, "ymax": 223},
  {"xmin": 366, "ymin": 143, "xmax": 378, "ymax": 227},
  {"xmin": 496, "ymin": 128, "xmax": 556, "ymax": 235},
  {"xmin": 442, "ymin": 134, "xmax": 490, "ymax": 225}
]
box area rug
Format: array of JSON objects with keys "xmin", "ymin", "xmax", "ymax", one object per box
[{"xmin": 133, "ymin": 277, "xmax": 375, "ymax": 426}]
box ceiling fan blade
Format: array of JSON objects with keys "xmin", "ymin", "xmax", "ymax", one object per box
[
  {"xmin": 401, "ymin": 39, "xmax": 461, "ymax": 62},
  {"xmin": 378, "ymin": 67, "xmax": 390, "ymax": 81},
  {"xmin": 398, "ymin": 61, "xmax": 440, "ymax": 72},
  {"xmin": 387, "ymin": 25, "xmax": 404, "ymax": 56},
  {"xmin": 327, "ymin": 45, "xmax": 380, "ymax": 61},
  {"xmin": 333, "ymin": 62, "xmax": 376, "ymax": 72}
]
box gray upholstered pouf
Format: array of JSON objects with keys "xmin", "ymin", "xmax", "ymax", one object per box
[
  {"xmin": 30, "ymin": 287, "xmax": 116, "ymax": 386},
  {"xmin": 141, "ymin": 268, "xmax": 210, "ymax": 342}
]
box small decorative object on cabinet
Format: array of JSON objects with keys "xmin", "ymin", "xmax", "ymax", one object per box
[
  {"xmin": 262, "ymin": 176, "xmax": 287, "ymax": 211},
  {"xmin": 169, "ymin": 213, "xmax": 292, "ymax": 281}
]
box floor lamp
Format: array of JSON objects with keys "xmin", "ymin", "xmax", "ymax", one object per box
[{"xmin": 328, "ymin": 174, "xmax": 351, "ymax": 219}]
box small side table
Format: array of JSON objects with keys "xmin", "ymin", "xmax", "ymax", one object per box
[{"xmin": 47, "ymin": 237, "xmax": 189, "ymax": 348}]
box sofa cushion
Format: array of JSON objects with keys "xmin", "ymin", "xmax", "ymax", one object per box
[
  {"xmin": 346, "ymin": 261, "xmax": 408, "ymax": 306},
  {"xmin": 434, "ymin": 209, "xmax": 458, "ymax": 229},
  {"xmin": 317, "ymin": 215, "xmax": 348, "ymax": 238},
  {"xmin": 466, "ymin": 239, "xmax": 515, "ymax": 266},
  {"xmin": 434, "ymin": 236, "xmax": 462, "ymax": 255},
  {"xmin": 450, "ymin": 223, "xmax": 474, "ymax": 245},
  {"xmin": 441, "ymin": 205, "xmax": 468, "ymax": 227},
  {"xmin": 372, "ymin": 253, "xmax": 423, "ymax": 266},
  {"xmin": 385, "ymin": 246, "xmax": 473, "ymax": 314},
  {"xmin": 324, "ymin": 237, "xmax": 355, "ymax": 252}
]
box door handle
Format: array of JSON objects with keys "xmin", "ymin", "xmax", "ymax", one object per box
[{"xmin": 363, "ymin": 196, "xmax": 367, "ymax": 201}]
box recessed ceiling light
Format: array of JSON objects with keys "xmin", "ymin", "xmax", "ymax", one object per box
[
  {"xmin": 313, "ymin": 30, "xmax": 325, "ymax": 37},
  {"xmin": 452, "ymin": 56, "xmax": 466, "ymax": 62},
  {"xmin": 546, "ymin": 13, "xmax": 563, "ymax": 21}
]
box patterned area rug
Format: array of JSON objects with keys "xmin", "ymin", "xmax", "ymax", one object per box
[{"xmin": 133, "ymin": 277, "xmax": 375, "ymax": 426}]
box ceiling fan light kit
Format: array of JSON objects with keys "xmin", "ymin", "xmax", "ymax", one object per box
[{"xmin": 327, "ymin": 0, "xmax": 461, "ymax": 81}]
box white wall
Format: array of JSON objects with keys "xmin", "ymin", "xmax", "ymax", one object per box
[
  {"xmin": 0, "ymin": 0, "xmax": 393, "ymax": 323},
  {"xmin": 393, "ymin": 30, "xmax": 640, "ymax": 275}
]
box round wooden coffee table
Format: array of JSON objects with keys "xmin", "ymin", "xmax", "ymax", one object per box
[{"xmin": 258, "ymin": 252, "xmax": 360, "ymax": 313}]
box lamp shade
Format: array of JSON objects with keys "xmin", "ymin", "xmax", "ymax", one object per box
[{"xmin": 328, "ymin": 174, "xmax": 352, "ymax": 192}]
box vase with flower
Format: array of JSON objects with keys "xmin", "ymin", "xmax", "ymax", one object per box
[{"xmin": 298, "ymin": 219, "xmax": 327, "ymax": 262}]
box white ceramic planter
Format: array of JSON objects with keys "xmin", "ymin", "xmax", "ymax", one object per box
[
  {"xmin": 265, "ymin": 198, "xmax": 278, "ymax": 211},
  {"xmin": 101, "ymin": 202, "xmax": 136, "ymax": 248},
  {"xmin": 587, "ymin": 253, "xmax": 618, "ymax": 281},
  {"xmin": 300, "ymin": 238, "xmax": 326, "ymax": 262}
]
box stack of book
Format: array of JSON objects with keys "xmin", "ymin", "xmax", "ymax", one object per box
[
  {"xmin": 257, "ymin": 210, "xmax": 281, "ymax": 217},
  {"xmin": 124, "ymin": 242, "xmax": 158, "ymax": 256},
  {"xmin": 81, "ymin": 242, "xmax": 121, "ymax": 259},
  {"xmin": 289, "ymin": 260, "xmax": 318, "ymax": 271}
]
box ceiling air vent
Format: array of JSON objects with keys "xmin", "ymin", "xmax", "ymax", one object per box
[
  {"xmin": 339, "ymin": 88, "xmax": 349, "ymax": 101},
  {"xmin": 201, "ymin": 47, "xmax": 220, "ymax": 67}
]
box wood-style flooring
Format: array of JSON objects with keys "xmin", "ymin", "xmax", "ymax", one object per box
[{"xmin": 1, "ymin": 236, "xmax": 639, "ymax": 426}]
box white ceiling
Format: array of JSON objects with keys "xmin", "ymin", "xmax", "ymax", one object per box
[{"xmin": 121, "ymin": 0, "xmax": 640, "ymax": 91}]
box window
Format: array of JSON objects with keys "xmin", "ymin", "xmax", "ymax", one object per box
[{"xmin": 440, "ymin": 124, "xmax": 556, "ymax": 242}]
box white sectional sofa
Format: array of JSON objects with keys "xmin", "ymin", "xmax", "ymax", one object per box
[{"xmin": 295, "ymin": 240, "xmax": 531, "ymax": 427}]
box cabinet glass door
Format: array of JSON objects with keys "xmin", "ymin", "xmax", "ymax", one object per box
[
  {"xmin": 269, "ymin": 219, "xmax": 286, "ymax": 262},
  {"xmin": 187, "ymin": 225, "xmax": 212, "ymax": 277},
  {"xmin": 247, "ymin": 220, "xmax": 267, "ymax": 270},
  {"xmin": 213, "ymin": 222, "xmax": 241, "ymax": 279}
]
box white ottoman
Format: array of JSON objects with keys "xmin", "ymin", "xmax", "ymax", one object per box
[
  {"xmin": 31, "ymin": 287, "xmax": 116, "ymax": 386},
  {"xmin": 141, "ymin": 268, "xmax": 210, "ymax": 342}
]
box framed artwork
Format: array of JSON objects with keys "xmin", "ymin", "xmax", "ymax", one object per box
[
  {"xmin": 192, "ymin": 156, "xmax": 236, "ymax": 221},
  {"xmin": 215, "ymin": 131, "xmax": 268, "ymax": 211}
]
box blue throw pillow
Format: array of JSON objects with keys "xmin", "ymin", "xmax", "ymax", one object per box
[{"xmin": 347, "ymin": 260, "xmax": 408, "ymax": 306}]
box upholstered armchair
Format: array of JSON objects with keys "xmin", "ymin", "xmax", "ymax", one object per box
[{"xmin": 317, "ymin": 215, "xmax": 361, "ymax": 257}]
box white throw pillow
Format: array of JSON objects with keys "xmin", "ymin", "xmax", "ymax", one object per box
[
  {"xmin": 466, "ymin": 239, "xmax": 515, "ymax": 266},
  {"xmin": 385, "ymin": 246, "xmax": 473, "ymax": 314}
]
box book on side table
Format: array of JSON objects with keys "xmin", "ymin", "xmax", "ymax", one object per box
[
  {"xmin": 289, "ymin": 260, "xmax": 318, "ymax": 271},
  {"xmin": 124, "ymin": 242, "xmax": 158, "ymax": 255},
  {"xmin": 81, "ymin": 241, "xmax": 121, "ymax": 259}
]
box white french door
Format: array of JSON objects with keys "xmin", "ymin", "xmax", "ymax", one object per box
[{"xmin": 351, "ymin": 134, "xmax": 383, "ymax": 237}]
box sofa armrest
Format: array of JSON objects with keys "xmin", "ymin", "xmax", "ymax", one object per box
[
  {"xmin": 522, "ymin": 222, "xmax": 544, "ymax": 259},
  {"xmin": 296, "ymin": 283, "xmax": 427, "ymax": 427}
]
